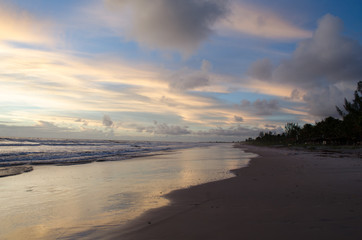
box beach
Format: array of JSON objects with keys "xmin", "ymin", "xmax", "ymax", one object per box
[
  {"xmin": 102, "ymin": 144, "xmax": 362, "ymax": 240},
  {"xmin": 0, "ymin": 143, "xmax": 254, "ymax": 239}
]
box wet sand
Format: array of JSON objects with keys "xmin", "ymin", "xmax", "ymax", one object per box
[
  {"xmin": 102, "ymin": 144, "xmax": 362, "ymax": 240},
  {"xmin": 0, "ymin": 165, "xmax": 33, "ymax": 178}
]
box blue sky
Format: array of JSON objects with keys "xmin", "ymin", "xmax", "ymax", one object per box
[{"xmin": 0, "ymin": 0, "xmax": 361, "ymax": 141}]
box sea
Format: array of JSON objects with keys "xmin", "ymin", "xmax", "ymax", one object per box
[
  {"xmin": 0, "ymin": 137, "xmax": 211, "ymax": 166},
  {"xmin": 0, "ymin": 137, "xmax": 257, "ymax": 239}
]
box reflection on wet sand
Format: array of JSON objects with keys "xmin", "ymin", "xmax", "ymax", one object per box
[{"xmin": 0, "ymin": 144, "xmax": 255, "ymax": 239}]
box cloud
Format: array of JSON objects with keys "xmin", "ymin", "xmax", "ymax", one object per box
[
  {"xmin": 0, "ymin": 122, "xmax": 116, "ymax": 139},
  {"xmin": 104, "ymin": 0, "xmax": 229, "ymax": 54},
  {"xmin": 35, "ymin": 121, "xmax": 58, "ymax": 129},
  {"xmin": 167, "ymin": 60, "xmax": 213, "ymax": 91},
  {"xmin": 273, "ymin": 14, "xmax": 362, "ymax": 88},
  {"xmin": 153, "ymin": 123, "xmax": 191, "ymax": 135},
  {"xmin": 253, "ymin": 99, "xmax": 280, "ymax": 115},
  {"xmin": 248, "ymin": 58, "xmax": 273, "ymax": 80},
  {"xmin": 246, "ymin": 14, "xmax": 362, "ymax": 118},
  {"xmin": 102, "ymin": 115, "xmax": 114, "ymax": 127},
  {"xmin": 0, "ymin": 2, "xmax": 54, "ymax": 45},
  {"xmin": 0, "ymin": 121, "xmax": 73, "ymax": 138},
  {"xmin": 216, "ymin": 2, "xmax": 311, "ymax": 40},
  {"xmin": 241, "ymin": 99, "xmax": 280, "ymax": 116},
  {"xmin": 303, "ymin": 85, "xmax": 349, "ymax": 117},
  {"xmin": 201, "ymin": 59, "xmax": 212, "ymax": 72},
  {"xmin": 168, "ymin": 69, "xmax": 210, "ymax": 91},
  {"xmin": 197, "ymin": 125, "xmax": 260, "ymax": 137},
  {"xmin": 0, "ymin": 42, "xmax": 233, "ymax": 138},
  {"xmin": 75, "ymin": 118, "xmax": 88, "ymax": 126},
  {"xmin": 234, "ymin": 115, "xmax": 244, "ymax": 122},
  {"xmin": 288, "ymin": 89, "xmax": 302, "ymax": 101},
  {"xmin": 131, "ymin": 122, "xmax": 191, "ymax": 135}
]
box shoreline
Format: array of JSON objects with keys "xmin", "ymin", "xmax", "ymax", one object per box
[
  {"xmin": 0, "ymin": 165, "xmax": 33, "ymax": 178},
  {"xmin": 0, "ymin": 151, "xmax": 174, "ymax": 178},
  {"xmin": 99, "ymin": 144, "xmax": 362, "ymax": 240}
]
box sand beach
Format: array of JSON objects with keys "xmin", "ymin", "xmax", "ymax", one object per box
[{"xmin": 102, "ymin": 144, "xmax": 362, "ymax": 240}]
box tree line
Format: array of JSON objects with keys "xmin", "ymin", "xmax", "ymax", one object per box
[{"xmin": 246, "ymin": 81, "xmax": 362, "ymax": 146}]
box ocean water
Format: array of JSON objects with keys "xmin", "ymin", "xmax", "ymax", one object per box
[
  {"xmin": 0, "ymin": 141, "xmax": 257, "ymax": 239},
  {"xmin": 0, "ymin": 137, "xmax": 210, "ymax": 166}
]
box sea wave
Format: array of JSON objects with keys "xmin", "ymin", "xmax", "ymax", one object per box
[{"xmin": 0, "ymin": 137, "xmax": 211, "ymax": 166}]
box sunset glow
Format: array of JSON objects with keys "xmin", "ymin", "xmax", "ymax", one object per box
[{"xmin": 1, "ymin": 0, "xmax": 361, "ymax": 141}]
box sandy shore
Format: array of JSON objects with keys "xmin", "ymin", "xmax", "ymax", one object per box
[{"xmin": 95, "ymin": 144, "xmax": 362, "ymax": 240}]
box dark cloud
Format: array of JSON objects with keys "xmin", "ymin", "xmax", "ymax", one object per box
[
  {"xmin": 234, "ymin": 115, "xmax": 244, "ymax": 122},
  {"xmin": 247, "ymin": 14, "xmax": 362, "ymax": 118},
  {"xmin": 127, "ymin": 121, "xmax": 283, "ymax": 139},
  {"xmin": 248, "ymin": 58, "xmax": 273, "ymax": 80},
  {"xmin": 265, "ymin": 124, "xmax": 276, "ymax": 128},
  {"xmin": 273, "ymin": 14, "xmax": 362, "ymax": 87},
  {"xmin": 253, "ymin": 99, "xmax": 279, "ymax": 115},
  {"xmin": 303, "ymin": 85, "xmax": 350, "ymax": 117},
  {"xmin": 289, "ymin": 89, "xmax": 302, "ymax": 100},
  {"xmin": 241, "ymin": 99, "xmax": 280, "ymax": 116},
  {"xmin": 241, "ymin": 99, "xmax": 251, "ymax": 107},
  {"xmin": 105, "ymin": 0, "xmax": 229, "ymax": 53},
  {"xmin": 168, "ymin": 70, "xmax": 209, "ymax": 91},
  {"xmin": 196, "ymin": 125, "xmax": 261, "ymax": 137},
  {"xmin": 75, "ymin": 118, "xmax": 88, "ymax": 126},
  {"xmin": 102, "ymin": 115, "xmax": 113, "ymax": 127},
  {"xmin": 152, "ymin": 123, "xmax": 191, "ymax": 135},
  {"xmin": 128, "ymin": 122, "xmax": 191, "ymax": 135}
]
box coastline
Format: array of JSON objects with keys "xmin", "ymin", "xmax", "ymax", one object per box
[
  {"xmin": 99, "ymin": 144, "xmax": 362, "ymax": 240},
  {"xmin": 0, "ymin": 165, "xmax": 33, "ymax": 178}
]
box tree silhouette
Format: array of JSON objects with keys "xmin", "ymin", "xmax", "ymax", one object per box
[
  {"xmin": 285, "ymin": 123, "xmax": 301, "ymax": 139},
  {"xmin": 336, "ymin": 81, "xmax": 362, "ymax": 142},
  {"xmin": 336, "ymin": 81, "xmax": 362, "ymax": 117},
  {"xmin": 248, "ymin": 81, "xmax": 362, "ymax": 145}
]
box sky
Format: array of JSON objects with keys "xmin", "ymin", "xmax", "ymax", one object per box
[{"xmin": 0, "ymin": 0, "xmax": 361, "ymax": 141}]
